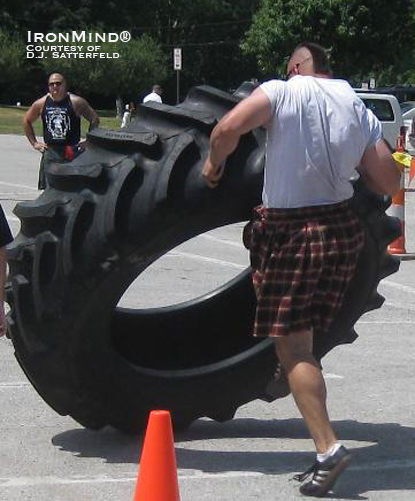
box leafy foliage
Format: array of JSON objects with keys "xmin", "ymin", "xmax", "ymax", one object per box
[
  {"xmin": 242, "ymin": 0, "xmax": 415, "ymax": 84},
  {"xmin": 38, "ymin": 33, "xmax": 168, "ymax": 99},
  {"xmin": 2, "ymin": 0, "xmax": 415, "ymax": 104},
  {"xmin": 0, "ymin": 0, "xmax": 260, "ymax": 103},
  {"xmin": 0, "ymin": 31, "xmax": 29, "ymax": 84}
]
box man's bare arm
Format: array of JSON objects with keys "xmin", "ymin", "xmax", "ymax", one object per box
[
  {"xmin": 202, "ymin": 87, "xmax": 272, "ymax": 188},
  {"xmin": 73, "ymin": 97, "xmax": 100, "ymax": 130},
  {"xmin": 22, "ymin": 97, "xmax": 48, "ymax": 152},
  {"xmin": 357, "ymin": 139, "xmax": 401, "ymax": 196}
]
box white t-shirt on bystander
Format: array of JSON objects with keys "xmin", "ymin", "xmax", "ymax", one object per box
[{"xmin": 143, "ymin": 92, "xmax": 162, "ymax": 104}]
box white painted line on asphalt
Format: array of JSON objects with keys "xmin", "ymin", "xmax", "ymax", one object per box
[
  {"xmin": 323, "ymin": 373, "xmax": 344, "ymax": 379},
  {"xmin": 168, "ymin": 251, "xmax": 247, "ymax": 270},
  {"xmin": 0, "ymin": 193, "xmax": 36, "ymax": 198},
  {"xmin": 383, "ymin": 279, "xmax": 415, "ymax": 295},
  {"xmin": 0, "ymin": 471, "xmax": 262, "ymax": 488},
  {"xmin": 0, "ymin": 382, "xmax": 31, "ymax": 389},
  {"xmin": 0, "ymin": 474, "xmax": 136, "ymax": 487},
  {"xmin": 357, "ymin": 320, "xmax": 415, "ymax": 324},
  {"xmin": 200, "ymin": 233, "xmax": 245, "ymax": 249},
  {"xmin": 384, "ymin": 301, "xmax": 415, "ymax": 313},
  {"xmin": 0, "ymin": 181, "xmax": 38, "ymax": 191},
  {"xmin": 0, "ymin": 374, "xmax": 351, "ymax": 386},
  {"xmin": 2, "ymin": 459, "xmax": 415, "ymax": 488}
]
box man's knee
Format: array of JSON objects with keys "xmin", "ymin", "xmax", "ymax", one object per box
[{"xmin": 275, "ymin": 330, "xmax": 316, "ymax": 371}]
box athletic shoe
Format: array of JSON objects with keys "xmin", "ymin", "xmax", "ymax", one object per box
[{"xmin": 293, "ymin": 445, "xmax": 351, "ymax": 497}]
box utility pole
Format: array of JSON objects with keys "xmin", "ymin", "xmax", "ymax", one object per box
[{"xmin": 173, "ymin": 48, "xmax": 182, "ymax": 104}]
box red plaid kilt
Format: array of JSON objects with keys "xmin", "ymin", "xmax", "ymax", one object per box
[{"xmin": 248, "ymin": 201, "xmax": 364, "ymax": 338}]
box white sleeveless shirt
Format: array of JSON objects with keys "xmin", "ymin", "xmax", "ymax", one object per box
[{"xmin": 260, "ymin": 76, "xmax": 382, "ymax": 208}]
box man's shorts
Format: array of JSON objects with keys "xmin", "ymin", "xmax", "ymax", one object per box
[
  {"xmin": 248, "ymin": 201, "xmax": 364, "ymax": 338},
  {"xmin": 38, "ymin": 145, "xmax": 83, "ymax": 190}
]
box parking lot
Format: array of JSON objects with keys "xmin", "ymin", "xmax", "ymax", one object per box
[{"xmin": 0, "ymin": 134, "xmax": 415, "ymax": 501}]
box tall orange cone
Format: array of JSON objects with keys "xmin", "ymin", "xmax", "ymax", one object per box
[
  {"xmin": 133, "ymin": 410, "xmax": 181, "ymax": 501},
  {"xmin": 388, "ymin": 137, "xmax": 406, "ymax": 255}
]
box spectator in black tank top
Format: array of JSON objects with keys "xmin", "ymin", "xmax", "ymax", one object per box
[{"xmin": 23, "ymin": 72, "xmax": 100, "ymax": 189}]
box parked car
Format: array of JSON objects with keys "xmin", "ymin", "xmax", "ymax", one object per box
[
  {"xmin": 400, "ymin": 101, "xmax": 415, "ymax": 155},
  {"xmin": 360, "ymin": 85, "xmax": 415, "ymax": 103},
  {"xmin": 400, "ymin": 101, "xmax": 415, "ymax": 118},
  {"xmin": 356, "ymin": 92, "xmax": 404, "ymax": 150}
]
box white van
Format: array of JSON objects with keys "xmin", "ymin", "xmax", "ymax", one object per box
[{"xmin": 356, "ymin": 92, "xmax": 404, "ymax": 150}]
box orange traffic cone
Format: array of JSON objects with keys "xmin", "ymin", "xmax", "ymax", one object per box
[
  {"xmin": 133, "ymin": 410, "xmax": 181, "ymax": 501},
  {"xmin": 388, "ymin": 136, "xmax": 406, "ymax": 255}
]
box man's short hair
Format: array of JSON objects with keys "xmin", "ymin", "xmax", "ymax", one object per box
[
  {"xmin": 293, "ymin": 42, "xmax": 331, "ymax": 75},
  {"xmin": 48, "ymin": 72, "xmax": 67, "ymax": 84},
  {"xmin": 153, "ymin": 84, "xmax": 162, "ymax": 94}
]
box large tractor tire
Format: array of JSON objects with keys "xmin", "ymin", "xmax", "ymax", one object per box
[{"xmin": 7, "ymin": 82, "xmax": 400, "ymax": 434}]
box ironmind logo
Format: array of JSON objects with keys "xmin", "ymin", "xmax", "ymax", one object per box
[
  {"xmin": 27, "ymin": 31, "xmax": 131, "ymax": 43},
  {"xmin": 26, "ymin": 31, "xmax": 131, "ymax": 59}
]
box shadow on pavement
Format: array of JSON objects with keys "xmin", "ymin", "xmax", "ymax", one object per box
[{"xmin": 52, "ymin": 417, "xmax": 415, "ymax": 499}]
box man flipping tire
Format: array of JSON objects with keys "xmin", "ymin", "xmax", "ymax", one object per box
[{"xmin": 202, "ymin": 42, "xmax": 400, "ymax": 497}]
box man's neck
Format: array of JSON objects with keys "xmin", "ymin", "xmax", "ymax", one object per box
[
  {"xmin": 313, "ymin": 73, "xmax": 332, "ymax": 79},
  {"xmin": 48, "ymin": 92, "xmax": 68, "ymax": 102}
]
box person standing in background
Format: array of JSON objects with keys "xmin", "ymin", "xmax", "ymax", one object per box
[
  {"xmin": 23, "ymin": 72, "xmax": 100, "ymax": 189},
  {"xmin": 142, "ymin": 85, "xmax": 162, "ymax": 104}
]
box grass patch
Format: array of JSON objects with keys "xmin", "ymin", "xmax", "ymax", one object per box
[{"xmin": 0, "ymin": 105, "xmax": 121, "ymax": 136}]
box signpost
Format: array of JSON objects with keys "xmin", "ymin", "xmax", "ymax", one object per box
[{"xmin": 174, "ymin": 48, "xmax": 182, "ymax": 104}]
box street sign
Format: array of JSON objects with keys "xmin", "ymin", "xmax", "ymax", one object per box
[{"xmin": 174, "ymin": 48, "xmax": 182, "ymax": 70}]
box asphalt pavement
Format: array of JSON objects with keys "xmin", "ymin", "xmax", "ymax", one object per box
[{"xmin": 0, "ymin": 135, "xmax": 414, "ymax": 501}]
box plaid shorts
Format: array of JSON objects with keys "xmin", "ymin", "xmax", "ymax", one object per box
[{"xmin": 248, "ymin": 201, "xmax": 364, "ymax": 338}]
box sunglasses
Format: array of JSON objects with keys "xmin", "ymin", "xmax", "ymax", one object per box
[{"xmin": 49, "ymin": 81, "xmax": 63, "ymax": 87}]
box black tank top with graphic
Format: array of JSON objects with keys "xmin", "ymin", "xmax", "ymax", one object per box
[{"xmin": 41, "ymin": 94, "xmax": 81, "ymax": 145}]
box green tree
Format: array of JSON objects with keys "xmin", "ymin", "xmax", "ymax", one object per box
[
  {"xmin": 242, "ymin": 0, "xmax": 415, "ymax": 84},
  {"xmin": 39, "ymin": 34, "xmax": 167, "ymax": 105},
  {"xmin": 1, "ymin": 0, "xmax": 261, "ymax": 98},
  {"xmin": 144, "ymin": 0, "xmax": 261, "ymax": 98},
  {"xmin": 0, "ymin": 0, "xmax": 131, "ymax": 33},
  {"xmin": 0, "ymin": 30, "xmax": 29, "ymax": 85}
]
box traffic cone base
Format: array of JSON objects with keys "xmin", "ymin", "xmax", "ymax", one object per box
[
  {"xmin": 387, "ymin": 136, "xmax": 415, "ymax": 260},
  {"xmin": 389, "ymin": 146, "xmax": 407, "ymax": 256},
  {"xmin": 133, "ymin": 410, "xmax": 181, "ymax": 501},
  {"xmin": 388, "ymin": 222, "xmax": 406, "ymax": 254}
]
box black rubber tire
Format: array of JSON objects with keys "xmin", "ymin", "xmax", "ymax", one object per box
[{"xmin": 6, "ymin": 82, "xmax": 401, "ymax": 434}]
